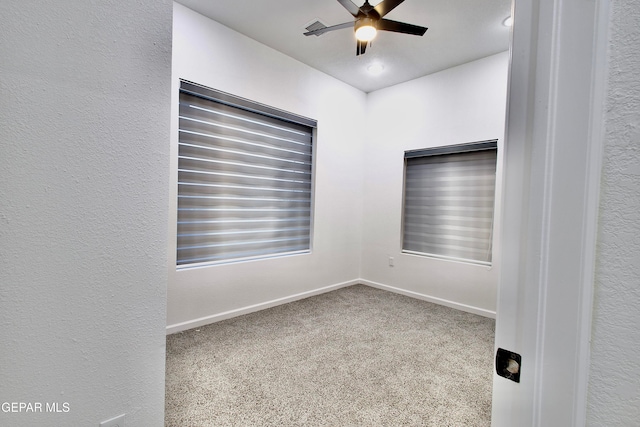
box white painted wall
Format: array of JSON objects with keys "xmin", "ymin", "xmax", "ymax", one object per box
[
  {"xmin": 588, "ymin": 0, "xmax": 640, "ymax": 424},
  {"xmin": 168, "ymin": 4, "xmax": 367, "ymax": 332},
  {"xmin": 1, "ymin": 0, "xmax": 637, "ymax": 425},
  {"xmin": 361, "ymin": 52, "xmax": 509, "ymax": 316},
  {"xmin": 169, "ymin": 4, "xmax": 508, "ymax": 329},
  {"xmin": 0, "ymin": 1, "xmax": 172, "ymax": 426}
]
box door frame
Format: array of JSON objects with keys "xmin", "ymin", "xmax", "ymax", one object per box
[{"xmin": 492, "ymin": 0, "xmax": 610, "ymax": 425}]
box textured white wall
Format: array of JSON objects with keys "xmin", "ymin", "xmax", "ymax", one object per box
[
  {"xmin": 587, "ymin": 0, "xmax": 640, "ymax": 425},
  {"xmin": 361, "ymin": 52, "xmax": 509, "ymax": 315},
  {"xmin": 168, "ymin": 4, "xmax": 367, "ymax": 331},
  {"xmin": 0, "ymin": 1, "xmax": 172, "ymax": 426}
]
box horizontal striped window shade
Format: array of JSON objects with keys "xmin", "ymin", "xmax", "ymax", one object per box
[
  {"xmin": 177, "ymin": 81, "xmax": 316, "ymax": 267},
  {"xmin": 402, "ymin": 141, "xmax": 498, "ymax": 265}
]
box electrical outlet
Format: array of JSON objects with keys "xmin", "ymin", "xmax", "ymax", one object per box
[
  {"xmin": 389, "ymin": 256, "xmax": 394, "ymax": 267},
  {"xmin": 100, "ymin": 414, "xmax": 125, "ymax": 427}
]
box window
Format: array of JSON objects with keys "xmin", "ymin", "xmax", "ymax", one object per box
[
  {"xmin": 177, "ymin": 81, "xmax": 316, "ymax": 267},
  {"xmin": 402, "ymin": 141, "xmax": 498, "ymax": 265}
]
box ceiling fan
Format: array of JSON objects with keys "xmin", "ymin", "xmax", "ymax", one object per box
[{"xmin": 304, "ymin": 0, "xmax": 428, "ymax": 56}]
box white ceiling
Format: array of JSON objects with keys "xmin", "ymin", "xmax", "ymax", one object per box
[{"xmin": 175, "ymin": 0, "xmax": 512, "ymax": 93}]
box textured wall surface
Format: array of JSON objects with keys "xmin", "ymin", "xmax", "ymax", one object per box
[
  {"xmin": 0, "ymin": 1, "xmax": 172, "ymax": 426},
  {"xmin": 587, "ymin": 0, "xmax": 640, "ymax": 425}
]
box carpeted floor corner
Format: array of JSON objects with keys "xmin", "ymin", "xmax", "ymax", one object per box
[{"xmin": 165, "ymin": 284, "xmax": 495, "ymax": 426}]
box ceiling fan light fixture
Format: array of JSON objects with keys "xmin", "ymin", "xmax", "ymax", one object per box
[
  {"xmin": 355, "ymin": 18, "xmax": 377, "ymax": 42},
  {"xmin": 303, "ymin": 0, "xmax": 428, "ymax": 57}
]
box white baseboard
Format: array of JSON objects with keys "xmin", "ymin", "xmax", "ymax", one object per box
[
  {"xmin": 166, "ymin": 278, "xmax": 496, "ymax": 334},
  {"xmin": 360, "ymin": 279, "xmax": 496, "ymax": 319},
  {"xmin": 166, "ymin": 279, "xmax": 359, "ymax": 334}
]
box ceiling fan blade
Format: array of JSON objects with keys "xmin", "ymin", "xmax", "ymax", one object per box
[
  {"xmin": 337, "ymin": 0, "xmax": 361, "ymax": 17},
  {"xmin": 373, "ymin": 0, "xmax": 405, "ymax": 17},
  {"xmin": 378, "ymin": 18, "xmax": 427, "ymax": 36},
  {"xmin": 356, "ymin": 40, "xmax": 368, "ymax": 56},
  {"xmin": 304, "ymin": 21, "xmax": 354, "ymax": 36}
]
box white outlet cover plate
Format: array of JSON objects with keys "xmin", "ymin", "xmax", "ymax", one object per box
[{"xmin": 100, "ymin": 414, "xmax": 125, "ymax": 427}]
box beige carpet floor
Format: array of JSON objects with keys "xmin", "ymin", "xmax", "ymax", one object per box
[{"xmin": 165, "ymin": 284, "xmax": 495, "ymax": 426}]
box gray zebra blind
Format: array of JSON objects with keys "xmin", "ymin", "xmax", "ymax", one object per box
[
  {"xmin": 177, "ymin": 81, "xmax": 315, "ymax": 267},
  {"xmin": 402, "ymin": 141, "xmax": 498, "ymax": 265}
]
